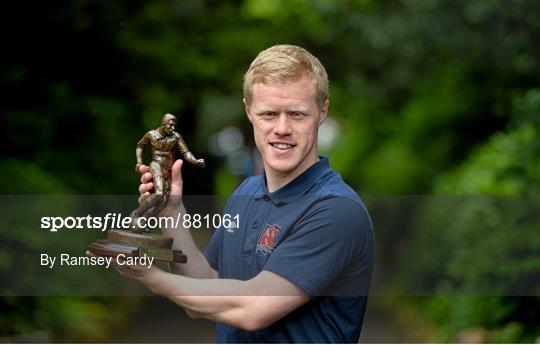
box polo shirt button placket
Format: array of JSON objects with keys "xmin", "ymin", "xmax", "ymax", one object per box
[{"xmin": 243, "ymin": 220, "xmax": 259, "ymax": 260}]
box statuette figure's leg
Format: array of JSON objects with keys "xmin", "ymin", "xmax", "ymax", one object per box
[{"xmin": 130, "ymin": 162, "xmax": 168, "ymax": 233}]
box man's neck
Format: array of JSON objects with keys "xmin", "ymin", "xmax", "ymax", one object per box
[
  {"xmin": 265, "ymin": 155, "xmax": 320, "ymax": 193},
  {"xmin": 157, "ymin": 127, "xmax": 172, "ymax": 137}
]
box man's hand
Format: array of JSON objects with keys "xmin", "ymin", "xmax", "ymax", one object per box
[
  {"xmin": 85, "ymin": 250, "xmax": 162, "ymax": 288},
  {"xmin": 138, "ymin": 159, "xmax": 185, "ymax": 217},
  {"xmin": 138, "ymin": 159, "xmax": 216, "ymax": 279}
]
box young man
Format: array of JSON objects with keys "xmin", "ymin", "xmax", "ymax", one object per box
[{"xmin": 112, "ymin": 45, "xmax": 374, "ymax": 343}]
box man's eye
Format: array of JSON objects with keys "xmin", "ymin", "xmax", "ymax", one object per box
[
  {"xmin": 291, "ymin": 112, "xmax": 305, "ymax": 118},
  {"xmin": 262, "ymin": 112, "xmax": 275, "ymax": 117}
]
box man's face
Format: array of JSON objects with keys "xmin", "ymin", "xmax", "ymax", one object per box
[
  {"xmin": 162, "ymin": 119, "xmax": 176, "ymax": 135},
  {"xmin": 244, "ymin": 75, "xmax": 328, "ymax": 180}
]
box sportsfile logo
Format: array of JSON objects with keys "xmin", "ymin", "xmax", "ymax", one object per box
[{"xmin": 41, "ymin": 213, "xmax": 130, "ymax": 232}]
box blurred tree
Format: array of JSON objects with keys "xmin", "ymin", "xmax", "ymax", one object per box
[
  {"xmin": 1, "ymin": 0, "xmax": 539, "ymax": 341},
  {"xmin": 390, "ymin": 90, "xmax": 540, "ymax": 341}
]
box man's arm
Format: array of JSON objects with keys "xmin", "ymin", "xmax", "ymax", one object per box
[
  {"xmin": 143, "ymin": 269, "xmax": 309, "ymax": 331},
  {"xmin": 138, "ymin": 160, "xmax": 216, "ymax": 279}
]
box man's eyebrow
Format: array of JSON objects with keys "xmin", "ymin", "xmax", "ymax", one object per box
[
  {"xmin": 254, "ymin": 109, "xmax": 275, "ymax": 115},
  {"xmin": 253, "ymin": 108, "xmax": 310, "ymax": 114},
  {"xmin": 288, "ymin": 108, "xmax": 309, "ymax": 114}
]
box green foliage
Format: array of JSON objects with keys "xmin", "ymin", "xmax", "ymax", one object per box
[
  {"xmin": 391, "ymin": 91, "xmax": 540, "ymax": 341},
  {"xmin": 0, "ymin": 297, "xmax": 139, "ymax": 341},
  {"xmin": 2, "ymin": 0, "xmax": 540, "ymax": 341},
  {"xmin": 0, "ymin": 160, "xmax": 70, "ymax": 194},
  {"xmin": 435, "ymin": 121, "xmax": 539, "ymax": 195}
]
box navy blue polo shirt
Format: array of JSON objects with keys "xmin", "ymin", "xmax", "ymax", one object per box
[{"xmin": 204, "ymin": 157, "xmax": 374, "ymax": 343}]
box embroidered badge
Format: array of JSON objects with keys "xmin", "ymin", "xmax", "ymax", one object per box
[
  {"xmin": 226, "ymin": 220, "xmax": 237, "ymax": 234},
  {"xmin": 256, "ymin": 224, "xmax": 281, "ymax": 255}
]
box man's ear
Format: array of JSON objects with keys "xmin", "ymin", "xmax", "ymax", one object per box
[
  {"xmin": 243, "ymin": 98, "xmax": 253, "ymax": 124},
  {"xmin": 318, "ymin": 99, "xmax": 329, "ymax": 126}
]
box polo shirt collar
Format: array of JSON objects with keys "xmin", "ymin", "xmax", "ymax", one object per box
[{"xmin": 257, "ymin": 157, "xmax": 332, "ymax": 205}]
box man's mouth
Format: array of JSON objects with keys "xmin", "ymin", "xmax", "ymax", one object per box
[{"xmin": 270, "ymin": 142, "xmax": 296, "ymax": 150}]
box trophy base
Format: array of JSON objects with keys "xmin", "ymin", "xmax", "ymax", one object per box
[
  {"xmin": 107, "ymin": 229, "xmax": 173, "ymax": 248},
  {"xmin": 88, "ymin": 229, "xmax": 187, "ymax": 263}
]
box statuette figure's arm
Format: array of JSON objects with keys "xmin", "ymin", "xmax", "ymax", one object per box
[
  {"xmin": 135, "ymin": 132, "xmax": 152, "ymax": 172},
  {"xmin": 177, "ymin": 134, "xmax": 205, "ymax": 168}
]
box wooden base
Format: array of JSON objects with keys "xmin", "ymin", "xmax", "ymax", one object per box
[
  {"xmin": 107, "ymin": 229, "xmax": 173, "ymax": 248},
  {"xmin": 88, "ymin": 229, "xmax": 187, "ymax": 263}
]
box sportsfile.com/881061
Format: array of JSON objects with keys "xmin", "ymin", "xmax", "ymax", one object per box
[{"xmin": 40, "ymin": 213, "xmax": 240, "ymax": 232}]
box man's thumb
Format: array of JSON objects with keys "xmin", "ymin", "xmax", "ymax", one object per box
[{"xmin": 170, "ymin": 159, "xmax": 183, "ymax": 195}]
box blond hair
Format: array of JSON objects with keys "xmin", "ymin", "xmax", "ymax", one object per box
[{"xmin": 243, "ymin": 44, "xmax": 329, "ymax": 107}]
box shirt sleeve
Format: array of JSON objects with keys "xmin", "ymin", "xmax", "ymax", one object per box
[
  {"xmin": 136, "ymin": 131, "xmax": 152, "ymax": 149},
  {"xmin": 263, "ymin": 196, "xmax": 373, "ymax": 296}
]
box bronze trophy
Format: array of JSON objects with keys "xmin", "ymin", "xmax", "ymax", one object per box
[{"xmin": 89, "ymin": 113, "xmax": 205, "ymax": 263}]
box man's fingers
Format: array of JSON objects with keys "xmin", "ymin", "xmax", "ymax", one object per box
[
  {"xmin": 138, "ymin": 168, "xmax": 153, "ymax": 198},
  {"xmin": 85, "ymin": 251, "xmax": 121, "ymax": 273},
  {"xmin": 170, "ymin": 159, "xmax": 184, "ymax": 196},
  {"xmin": 140, "ymin": 172, "xmax": 153, "ymax": 184},
  {"xmin": 137, "ymin": 191, "xmax": 150, "ymax": 205},
  {"xmin": 139, "ymin": 182, "xmax": 153, "ymax": 195}
]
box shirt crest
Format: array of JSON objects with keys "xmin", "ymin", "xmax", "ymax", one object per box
[{"xmin": 256, "ymin": 224, "xmax": 281, "ymax": 255}]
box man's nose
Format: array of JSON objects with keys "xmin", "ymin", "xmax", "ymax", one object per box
[{"xmin": 273, "ymin": 114, "xmax": 292, "ymax": 136}]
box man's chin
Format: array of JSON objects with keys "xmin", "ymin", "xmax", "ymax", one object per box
[{"xmin": 265, "ymin": 161, "xmax": 298, "ymax": 176}]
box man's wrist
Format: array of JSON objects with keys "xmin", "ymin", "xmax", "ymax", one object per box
[
  {"xmin": 161, "ymin": 205, "xmax": 189, "ymax": 236},
  {"xmin": 145, "ymin": 268, "xmax": 167, "ymax": 294},
  {"xmin": 160, "ymin": 202, "xmax": 185, "ymax": 218}
]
